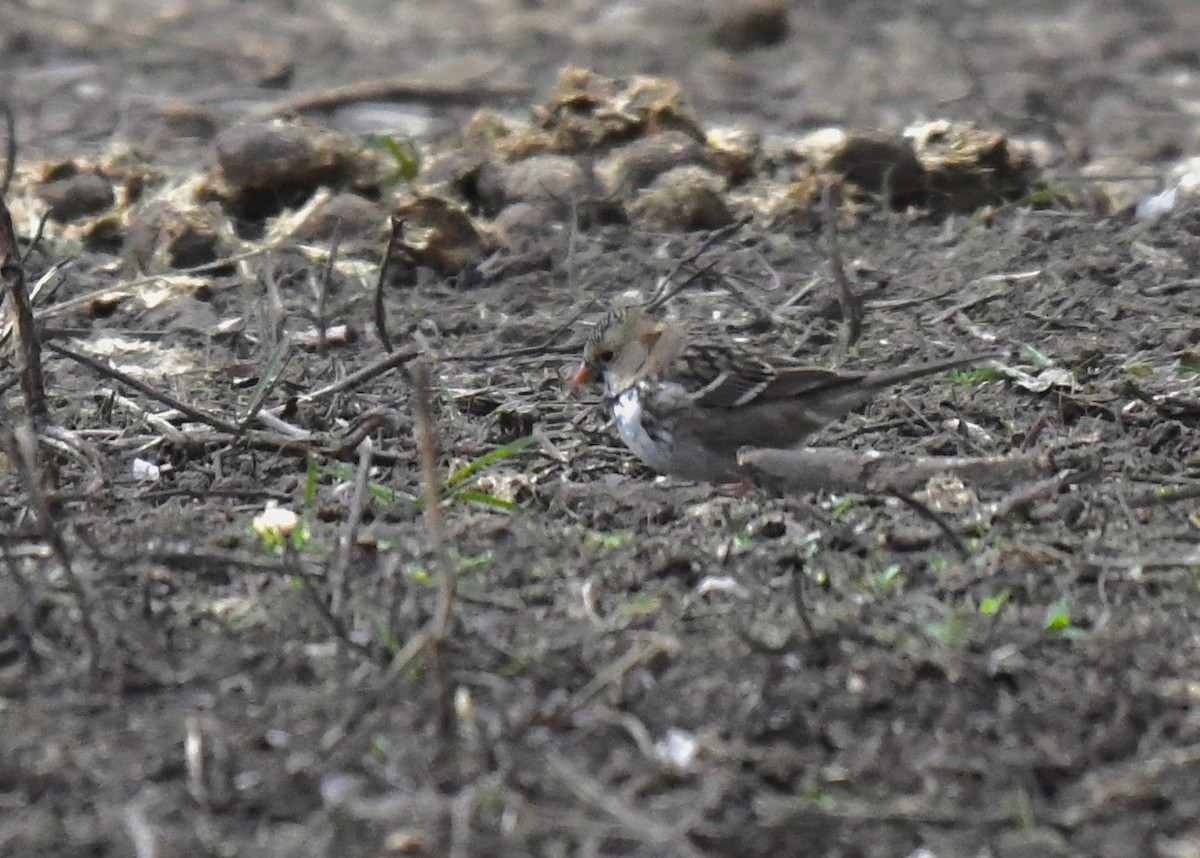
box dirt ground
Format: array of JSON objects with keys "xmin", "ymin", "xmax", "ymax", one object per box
[{"xmin": 3, "ymin": 1, "xmax": 1200, "ymax": 856}]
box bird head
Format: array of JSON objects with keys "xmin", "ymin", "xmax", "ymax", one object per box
[{"xmin": 571, "ymin": 307, "xmax": 679, "ymax": 395}]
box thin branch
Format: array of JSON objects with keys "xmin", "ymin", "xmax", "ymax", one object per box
[
  {"xmin": 442, "ymin": 339, "xmax": 584, "ymax": 364},
  {"xmin": 885, "ymin": 490, "xmax": 969, "ymax": 558},
  {"xmin": 789, "ymin": 557, "xmax": 817, "ymax": 643},
  {"xmin": 21, "ymin": 209, "xmax": 53, "ymax": 264},
  {"xmin": 292, "ymin": 539, "xmax": 371, "ymax": 659},
  {"xmin": 554, "ymin": 636, "xmax": 678, "ymax": 720},
  {"xmin": 373, "ymin": 215, "xmax": 403, "ymax": 352},
  {"xmin": 646, "ymin": 220, "xmax": 744, "ymax": 310},
  {"xmin": 0, "ymin": 540, "xmax": 42, "ymax": 670},
  {"xmin": 45, "ymin": 340, "xmax": 243, "ymax": 435},
  {"xmin": 1, "ymin": 197, "xmax": 47, "ymax": 424},
  {"xmin": 260, "ymin": 254, "xmax": 286, "ymax": 345},
  {"xmin": 821, "ymin": 183, "xmax": 863, "ymax": 350},
  {"xmin": 738, "ymin": 446, "xmax": 1059, "ymax": 495},
  {"xmin": 10, "ymin": 425, "xmax": 101, "ymax": 670},
  {"xmin": 312, "ymin": 230, "xmax": 338, "ymax": 354},
  {"xmin": 645, "ymin": 258, "xmax": 721, "ymax": 312},
  {"xmin": 1127, "ymin": 483, "xmax": 1200, "ymax": 509},
  {"xmin": 34, "ymin": 249, "xmax": 270, "ymax": 321},
  {"xmin": 235, "ymin": 334, "xmax": 292, "ymax": 437},
  {"xmin": 410, "ymin": 362, "xmax": 451, "ymax": 634},
  {"xmin": 295, "ymin": 341, "xmax": 421, "ymax": 403},
  {"xmin": 252, "ymin": 76, "xmax": 531, "ymax": 120},
  {"xmin": 329, "ymin": 437, "xmax": 374, "ymax": 614},
  {"xmin": 410, "ymin": 360, "xmax": 456, "ymax": 738},
  {"xmin": 0, "ymin": 99, "xmax": 15, "ymax": 198},
  {"xmin": 545, "ymin": 753, "xmax": 706, "ymax": 858}
]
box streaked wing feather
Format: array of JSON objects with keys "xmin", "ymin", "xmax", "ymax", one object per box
[
  {"xmin": 676, "ymin": 346, "xmax": 778, "ymax": 408},
  {"xmin": 754, "ymin": 366, "xmax": 869, "ymax": 400},
  {"xmin": 669, "ymin": 343, "xmax": 986, "ymax": 410}
]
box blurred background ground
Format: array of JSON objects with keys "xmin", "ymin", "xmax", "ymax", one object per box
[{"xmin": 3, "ymin": 2, "xmax": 1200, "ymax": 856}]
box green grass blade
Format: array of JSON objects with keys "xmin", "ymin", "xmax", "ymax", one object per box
[
  {"xmin": 444, "ymin": 435, "xmax": 536, "ymax": 490},
  {"xmin": 239, "ymin": 333, "xmax": 292, "ymax": 426},
  {"xmin": 452, "ymin": 489, "xmax": 518, "ymax": 511}
]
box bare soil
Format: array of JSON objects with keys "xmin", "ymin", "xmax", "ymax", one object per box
[{"xmin": 3, "ymin": 2, "xmax": 1200, "ymax": 856}]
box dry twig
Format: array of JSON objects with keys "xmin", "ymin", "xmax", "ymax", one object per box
[
  {"xmin": 9, "ymin": 426, "xmax": 101, "ymax": 670},
  {"xmin": 253, "ymin": 76, "xmax": 530, "ymax": 120},
  {"xmin": 545, "ymin": 753, "xmax": 706, "ymax": 858},
  {"xmin": 312, "ymin": 231, "xmax": 338, "ymax": 354},
  {"xmin": 235, "ymin": 334, "xmax": 293, "ymax": 437},
  {"xmin": 410, "ymin": 361, "xmax": 458, "ymax": 737},
  {"xmin": 821, "ymin": 183, "xmax": 863, "ymax": 350},
  {"xmin": 0, "ymin": 540, "xmax": 42, "ymax": 669},
  {"xmin": 885, "ymin": 490, "xmax": 969, "ymax": 557},
  {"xmin": 555, "ymin": 635, "xmax": 678, "ymax": 719},
  {"xmin": 1, "ymin": 197, "xmax": 47, "ymax": 425},
  {"xmin": 329, "ymin": 437, "xmax": 374, "ymax": 614},
  {"xmin": 410, "ymin": 362, "xmax": 452, "ymax": 637},
  {"xmin": 646, "ymin": 220, "xmax": 744, "ymax": 310},
  {"xmin": 0, "ymin": 99, "xmax": 14, "ymax": 197},
  {"xmin": 296, "ymin": 341, "xmax": 421, "ymax": 403},
  {"xmin": 45, "ymin": 340, "xmax": 242, "ymax": 434},
  {"xmin": 260, "ymin": 254, "xmax": 287, "ymax": 344},
  {"xmin": 373, "ymin": 216, "xmax": 405, "ymax": 352},
  {"xmin": 738, "ymin": 446, "xmax": 1058, "ymax": 495}
]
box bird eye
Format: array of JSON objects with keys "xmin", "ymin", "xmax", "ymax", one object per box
[{"xmin": 594, "ymin": 348, "xmax": 614, "ymax": 364}]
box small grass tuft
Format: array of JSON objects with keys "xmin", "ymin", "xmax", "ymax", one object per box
[
  {"xmin": 866, "ymin": 563, "xmax": 903, "ymax": 594},
  {"xmin": 950, "ymin": 365, "xmax": 1005, "ymax": 386},
  {"xmin": 979, "ymin": 588, "xmax": 1011, "ymax": 615},
  {"xmin": 924, "ymin": 605, "xmax": 967, "ymax": 646},
  {"xmin": 1043, "ymin": 600, "xmax": 1088, "ymax": 640},
  {"xmin": 827, "ymin": 495, "xmax": 856, "ymax": 519},
  {"xmin": 584, "ymin": 531, "xmax": 633, "ymax": 549},
  {"xmin": 1044, "ymin": 599, "xmax": 1071, "ymax": 631},
  {"xmin": 441, "ymin": 436, "xmax": 537, "ymax": 510},
  {"xmin": 365, "ymin": 133, "xmax": 422, "ymax": 185},
  {"xmin": 1018, "ymin": 344, "xmax": 1053, "ymax": 369},
  {"xmin": 304, "ymin": 436, "xmax": 536, "ymax": 514}
]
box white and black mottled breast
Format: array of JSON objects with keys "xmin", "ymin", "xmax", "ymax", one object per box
[
  {"xmin": 607, "ymin": 380, "xmax": 746, "ymax": 483},
  {"xmin": 609, "ymin": 385, "xmax": 673, "ymax": 471}
]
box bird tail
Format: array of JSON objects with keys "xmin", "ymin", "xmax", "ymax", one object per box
[{"xmin": 860, "ymin": 352, "xmax": 996, "ymax": 392}]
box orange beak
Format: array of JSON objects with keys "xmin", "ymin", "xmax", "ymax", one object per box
[{"xmin": 571, "ymin": 362, "xmax": 596, "ymax": 389}]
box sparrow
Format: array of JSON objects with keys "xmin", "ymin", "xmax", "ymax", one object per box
[{"xmin": 572, "ymin": 307, "xmax": 989, "ymax": 484}]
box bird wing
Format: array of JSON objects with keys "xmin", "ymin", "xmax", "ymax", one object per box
[
  {"xmin": 672, "ymin": 344, "xmax": 982, "ymax": 409},
  {"xmin": 673, "ymin": 345, "xmax": 799, "ymax": 408},
  {"xmin": 751, "ymin": 365, "xmax": 871, "ymax": 401}
]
